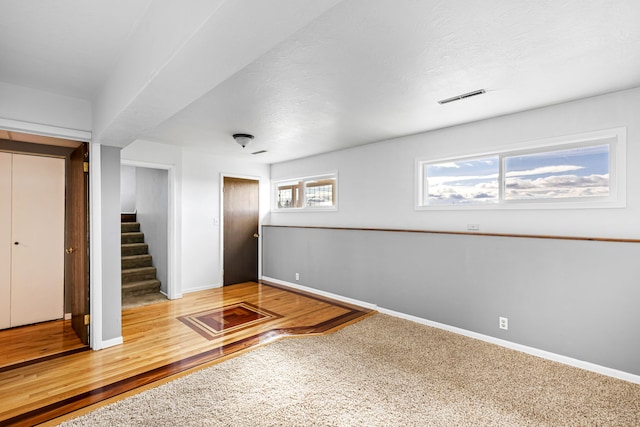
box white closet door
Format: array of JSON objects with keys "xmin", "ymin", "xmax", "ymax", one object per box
[
  {"xmin": 0, "ymin": 153, "xmax": 11, "ymax": 329},
  {"xmin": 10, "ymin": 154, "xmax": 65, "ymax": 327}
]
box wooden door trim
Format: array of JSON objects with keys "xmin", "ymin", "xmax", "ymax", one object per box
[
  {"xmin": 0, "ymin": 138, "xmax": 89, "ymax": 343},
  {"xmin": 67, "ymin": 143, "xmax": 89, "ymax": 344},
  {"xmin": 0, "ymin": 125, "xmax": 93, "ymax": 345},
  {"xmin": 220, "ymin": 173, "xmax": 262, "ymax": 286}
]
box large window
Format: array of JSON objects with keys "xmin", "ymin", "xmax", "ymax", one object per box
[
  {"xmin": 274, "ymin": 173, "xmax": 337, "ymax": 211},
  {"xmin": 416, "ymin": 128, "xmax": 625, "ymax": 209}
]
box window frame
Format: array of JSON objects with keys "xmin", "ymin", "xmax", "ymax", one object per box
[
  {"xmin": 415, "ymin": 127, "xmax": 626, "ymax": 210},
  {"xmin": 272, "ymin": 172, "xmax": 338, "ymax": 212}
]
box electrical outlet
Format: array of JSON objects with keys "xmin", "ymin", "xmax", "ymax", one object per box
[
  {"xmin": 467, "ymin": 224, "xmax": 480, "ymax": 231},
  {"xmin": 295, "ymin": 273, "xmax": 300, "ymax": 281},
  {"xmin": 499, "ymin": 316, "xmax": 508, "ymax": 330}
]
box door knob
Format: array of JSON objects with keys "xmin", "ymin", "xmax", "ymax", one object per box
[
  {"xmin": 65, "ymin": 247, "xmax": 75, "ymax": 254},
  {"xmin": 253, "ymin": 233, "xmax": 260, "ymax": 238},
  {"xmin": 14, "ymin": 241, "xmax": 19, "ymax": 245}
]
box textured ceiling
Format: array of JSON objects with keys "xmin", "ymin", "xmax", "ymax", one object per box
[{"xmin": 1, "ymin": 0, "xmax": 639, "ymax": 163}]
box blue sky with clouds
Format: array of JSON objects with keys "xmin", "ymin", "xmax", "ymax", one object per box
[{"xmin": 426, "ymin": 144, "xmax": 609, "ymax": 204}]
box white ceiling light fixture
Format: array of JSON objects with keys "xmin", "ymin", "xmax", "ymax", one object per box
[{"xmin": 233, "ymin": 133, "xmax": 254, "ymax": 148}]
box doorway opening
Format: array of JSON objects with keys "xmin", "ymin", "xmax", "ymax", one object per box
[
  {"xmin": 120, "ymin": 162, "xmax": 174, "ymax": 308},
  {"xmin": 0, "ymin": 132, "xmax": 90, "ymax": 370}
]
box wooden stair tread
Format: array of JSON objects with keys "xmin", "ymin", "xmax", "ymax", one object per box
[{"xmin": 121, "ymin": 213, "xmax": 137, "ymax": 222}]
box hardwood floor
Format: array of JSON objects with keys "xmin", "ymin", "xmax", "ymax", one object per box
[
  {"xmin": 0, "ymin": 320, "xmax": 88, "ymax": 373},
  {"xmin": 0, "ymin": 281, "xmax": 373, "ymax": 426}
]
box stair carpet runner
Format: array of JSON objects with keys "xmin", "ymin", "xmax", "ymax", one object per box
[{"xmin": 121, "ymin": 213, "xmax": 161, "ymax": 298}]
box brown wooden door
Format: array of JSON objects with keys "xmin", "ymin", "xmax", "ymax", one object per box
[
  {"xmin": 223, "ymin": 177, "xmax": 259, "ymax": 285},
  {"xmin": 65, "ymin": 143, "xmax": 89, "ymax": 344}
]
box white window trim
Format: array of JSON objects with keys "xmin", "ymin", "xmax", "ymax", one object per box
[
  {"xmin": 415, "ymin": 127, "xmax": 626, "ymax": 210},
  {"xmin": 272, "ymin": 171, "xmax": 338, "ymax": 212}
]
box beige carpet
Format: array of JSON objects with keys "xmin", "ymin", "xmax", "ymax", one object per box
[{"xmin": 59, "ymin": 314, "xmax": 640, "ymax": 426}]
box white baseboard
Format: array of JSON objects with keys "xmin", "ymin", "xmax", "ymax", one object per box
[
  {"xmin": 160, "ymin": 290, "xmax": 182, "ymax": 300},
  {"xmin": 262, "ymin": 276, "xmax": 378, "ymax": 310},
  {"xmin": 182, "ymin": 282, "xmax": 222, "ymax": 294},
  {"xmin": 261, "ymin": 276, "xmax": 640, "ymax": 385},
  {"xmin": 97, "ymin": 336, "xmax": 124, "ymax": 350}
]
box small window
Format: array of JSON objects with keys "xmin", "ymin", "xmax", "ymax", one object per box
[
  {"xmin": 276, "ymin": 181, "xmax": 302, "ymax": 208},
  {"xmin": 305, "ymin": 178, "xmax": 335, "ymax": 207},
  {"xmin": 274, "ymin": 173, "xmax": 337, "ymax": 211},
  {"xmin": 416, "ymin": 128, "xmax": 625, "ymax": 209}
]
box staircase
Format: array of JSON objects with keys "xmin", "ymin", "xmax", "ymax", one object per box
[{"xmin": 121, "ymin": 213, "xmax": 161, "ymax": 302}]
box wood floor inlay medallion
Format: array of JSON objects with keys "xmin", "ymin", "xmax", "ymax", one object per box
[
  {"xmin": 0, "ymin": 281, "xmax": 374, "ymax": 426},
  {"xmin": 178, "ymin": 302, "xmax": 282, "ymax": 339}
]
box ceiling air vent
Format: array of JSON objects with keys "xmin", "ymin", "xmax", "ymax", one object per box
[
  {"xmin": 251, "ymin": 150, "xmax": 267, "ymax": 155},
  {"xmin": 438, "ymin": 89, "xmax": 486, "ymax": 105}
]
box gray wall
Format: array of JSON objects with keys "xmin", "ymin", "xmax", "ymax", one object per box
[
  {"xmin": 100, "ymin": 145, "xmax": 122, "ymax": 342},
  {"xmin": 262, "ymin": 225, "xmax": 640, "ymax": 376},
  {"xmin": 136, "ymin": 167, "xmax": 169, "ymax": 293}
]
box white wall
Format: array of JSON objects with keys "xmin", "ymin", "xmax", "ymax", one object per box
[
  {"xmin": 180, "ymin": 149, "xmax": 270, "ymax": 292},
  {"xmin": 0, "ymin": 82, "xmax": 110, "ymax": 348},
  {"xmin": 121, "ymin": 139, "xmax": 182, "ymax": 297},
  {"xmin": 120, "ymin": 165, "xmax": 137, "ymax": 212},
  {"xmin": 270, "ymin": 87, "xmax": 640, "ymax": 239},
  {"xmin": 0, "ymin": 82, "xmax": 91, "ymax": 131},
  {"xmin": 119, "ymin": 161, "xmax": 169, "ymax": 294},
  {"xmin": 122, "ymin": 141, "xmax": 270, "ymax": 295},
  {"xmin": 136, "ymin": 167, "xmax": 169, "ymax": 294}
]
